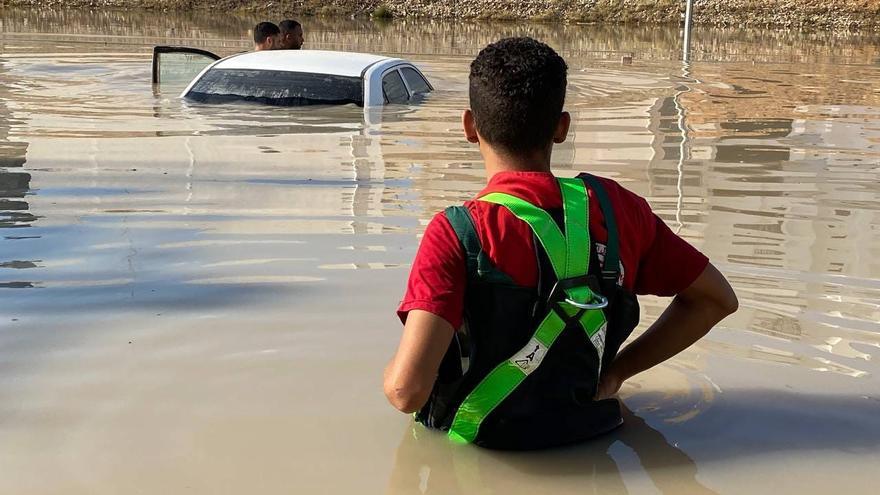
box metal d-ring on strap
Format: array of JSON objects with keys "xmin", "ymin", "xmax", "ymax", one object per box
[
  {"xmin": 447, "ymin": 177, "xmax": 609, "ymax": 444},
  {"xmin": 565, "ymin": 293, "xmax": 609, "ymax": 310}
]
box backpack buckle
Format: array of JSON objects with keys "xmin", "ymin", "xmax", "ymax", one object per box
[
  {"xmin": 564, "ymin": 293, "xmax": 609, "ymax": 310},
  {"xmin": 547, "ymin": 275, "xmax": 608, "ymax": 310}
]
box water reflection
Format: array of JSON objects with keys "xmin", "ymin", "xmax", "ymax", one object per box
[
  {"xmin": 616, "ymin": 53, "xmax": 880, "ymax": 377},
  {"xmin": 387, "ymin": 405, "xmax": 717, "ymax": 495},
  {"xmin": 0, "ymin": 165, "xmax": 32, "ymax": 229},
  {"xmin": 0, "ymin": 89, "xmax": 404, "ymax": 305},
  {"xmin": 0, "ymin": 63, "xmax": 32, "ymax": 230},
  {"xmin": 0, "ymin": 55, "xmax": 37, "ymax": 292}
]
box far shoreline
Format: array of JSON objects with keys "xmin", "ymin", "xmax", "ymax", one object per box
[{"xmin": 4, "ymin": 0, "xmax": 880, "ymax": 33}]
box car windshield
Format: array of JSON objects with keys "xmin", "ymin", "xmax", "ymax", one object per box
[{"xmin": 185, "ymin": 69, "xmax": 364, "ymax": 106}]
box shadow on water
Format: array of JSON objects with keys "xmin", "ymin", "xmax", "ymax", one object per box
[
  {"xmin": 388, "ymin": 405, "xmax": 717, "ymax": 495},
  {"xmin": 387, "ymin": 390, "xmax": 880, "ymax": 494}
]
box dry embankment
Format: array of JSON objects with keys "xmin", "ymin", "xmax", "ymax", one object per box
[{"xmin": 4, "ymin": 0, "xmax": 880, "ymax": 30}]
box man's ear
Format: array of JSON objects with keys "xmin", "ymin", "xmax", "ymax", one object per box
[
  {"xmin": 552, "ymin": 111, "xmax": 571, "ymax": 144},
  {"xmin": 462, "ymin": 109, "xmax": 479, "ymax": 143}
]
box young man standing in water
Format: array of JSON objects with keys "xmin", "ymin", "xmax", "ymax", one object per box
[
  {"xmin": 252, "ymin": 22, "xmax": 280, "ymax": 51},
  {"xmin": 278, "ymin": 19, "xmax": 304, "ymax": 50},
  {"xmin": 384, "ymin": 37, "xmax": 738, "ymax": 449}
]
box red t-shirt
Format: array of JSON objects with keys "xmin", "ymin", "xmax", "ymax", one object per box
[{"xmin": 398, "ymin": 171, "xmax": 709, "ymax": 328}]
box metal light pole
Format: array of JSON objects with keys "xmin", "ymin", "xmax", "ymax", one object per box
[{"xmin": 682, "ymin": 0, "xmax": 694, "ymax": 61}]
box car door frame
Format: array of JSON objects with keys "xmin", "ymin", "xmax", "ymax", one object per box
[
  {"xmin": 364, "ymin": 60, "xmax": 433, "ymax": 107},
  {"xmin": 380, "ymin": 66, "xmax": 412, "ymax": 105},
  {"xmin": 151, "ymin": 46, "xmax": 221, "ymax": 84},
  {"xmin": 397, "ymin": 65, "xmax": 434, "ymax": 99},
  {"xmin": 379, "ymin": 64, "xmax": 434, "ymax": 104}
]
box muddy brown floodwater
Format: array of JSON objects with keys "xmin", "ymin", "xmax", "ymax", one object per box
[{"xmin": 1, "ymin": 8, "xmax": 880, "ymax": 495}]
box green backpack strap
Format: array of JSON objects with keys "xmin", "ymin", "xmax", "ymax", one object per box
[
  {"xmin": 444, "ymin": 206, "xmax": 481, "ymax": 278},
  {"xmin": 447, "ymin": 178, "xmax": 609, "ymax": 444},
  {"xmin": 443, "ymin": 206, "xmax": 512, "ymax": 283},
  {"xmin": 578, "ymin": 173, "xmax": 620, "ymax": 287}
]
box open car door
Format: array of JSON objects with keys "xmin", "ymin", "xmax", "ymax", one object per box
[{"xmin": 151, "ymin": 46, "xmax": 221, "ymax": 85}]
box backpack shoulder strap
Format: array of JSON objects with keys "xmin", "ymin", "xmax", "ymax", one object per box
[
  {"xmin": 443, "ymin": 205, "xmax": 514, "ymax": 284},
  {"xmin": 578, "ymin": 173, "xmax": 620, "ymax": 287},
  {"xmin": 444, "ymin": 205, "xmax": 481, "ymax": 278}
]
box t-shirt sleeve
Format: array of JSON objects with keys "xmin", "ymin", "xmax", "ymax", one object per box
[
  {"xmin": 634, "ymin": 212, "xmax": 709, "ymax": 297},
  {"xmin": 397, "ymin": 212, "xmax": 466, "ymax": 329}
]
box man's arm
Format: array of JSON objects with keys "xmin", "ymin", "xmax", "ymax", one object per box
[
  {"xmin": 384, "ymin": 310, "xmax": 455, "ymax": 413},
  {"xmin": 596, "ymin": 262, "xmax": 738, "ymax": 399}
]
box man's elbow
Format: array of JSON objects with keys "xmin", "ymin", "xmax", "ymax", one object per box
[
  {"xmin": 722, "ymin": 291, "xmax": 739, "ymax": 316},
  {"xmin": 383, "ymin": 380, "xmax": 428, "ymax": 414},
  {"xmin": 696, "ymin": 263, "xmax": 739, "ymax": 318},
  {"xmin": 713, "ymin": 285, "xmax": 739, "ymax": 318}
]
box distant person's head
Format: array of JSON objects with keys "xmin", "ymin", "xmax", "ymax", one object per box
[
  {"xmin": 253, "ymin": 21, "xmax": 280, "ymax": 51},
  {"xmin": 463, "ymin": 37, "xmax": 569, "ymax": 169},
  {"xmin": 279, "ymin": 19, "xmax": 304, "ymax": 50}
]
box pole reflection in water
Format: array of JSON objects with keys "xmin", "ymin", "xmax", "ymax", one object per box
[
  {"xmin": 673, "ymin": 61, "xmax": 695, "ymax": 233},
  {"xmin": 0, "ymin": 57, "xmax": 36, "ymax": 288}
]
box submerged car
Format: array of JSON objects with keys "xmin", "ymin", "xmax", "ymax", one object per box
[{"xmin": 152, "ymin": 46, "xmax": 433, "ymax": 107}]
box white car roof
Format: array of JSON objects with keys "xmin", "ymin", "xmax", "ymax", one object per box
[{"xmin": 213, "ymin": 50, "xmax": 398, "ymax": 78}]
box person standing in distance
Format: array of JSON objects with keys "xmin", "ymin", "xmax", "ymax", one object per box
[
  {"xmin": 279, "ymin": 20, "xmax": 304, "ymax": 50},
  {"xmin": 253, "ymin": 22, "xmax": 280, "ymax": 51}
]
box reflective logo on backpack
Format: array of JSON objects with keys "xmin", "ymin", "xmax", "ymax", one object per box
[
  {"xmin": 591, "ymin": 322, "xmax": 608, "ymax": 366},
  {"xmin": 509, "ymin": 338, "xmax": 547, "ymax": 375}
]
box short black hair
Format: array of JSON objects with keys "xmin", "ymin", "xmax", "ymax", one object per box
[
  {"xmin": 279, "ymin": 19, "xmax": 301, "ymax": 33},
  {"xmin": 469, "ymin": 37, "xmax": 568, "ymax": 154},
  {"xmin": 254, "ymin": 21, "xmax": 280, "ymax": 43}
]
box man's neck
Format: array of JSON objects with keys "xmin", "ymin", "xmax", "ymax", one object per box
[{"xmin": 481, "ymin": 144, "xmax": 553, "ymax": 182}]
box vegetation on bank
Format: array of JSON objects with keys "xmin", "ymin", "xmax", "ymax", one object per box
[
  {"xmin": 3, "ymin": 0, "xmax": 880, "ymax": 31},
  {"xmin": 371, "ymin": 4, "xmax": 393, "ymax": 19}
]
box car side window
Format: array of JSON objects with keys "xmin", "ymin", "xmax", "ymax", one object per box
[
  {"xmin": 401, "ymin": 67, "xmax": 431, "ymax": 95},
  {"xmin": 382, "ymin": 70, "xmax": 409, "ymax": 104},
  {"xmin": 187, "ymin": 69, "xmax": 364, "ymax": 106}
]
